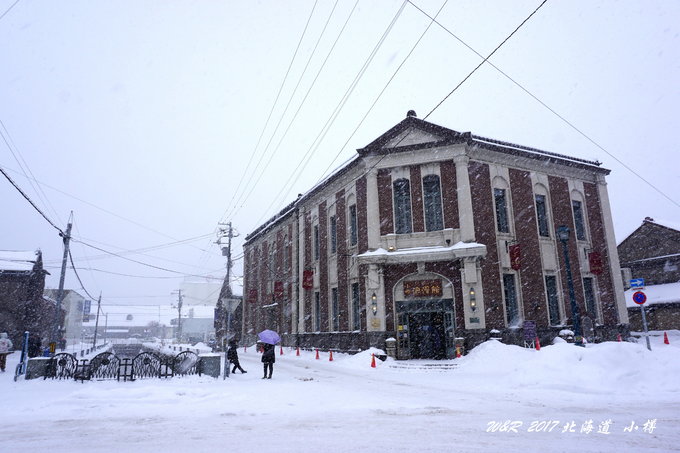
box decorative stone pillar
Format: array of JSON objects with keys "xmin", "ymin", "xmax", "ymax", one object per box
[{"xmin": 454, "ymin": 155, "xmax": 476, "ymax": 242}]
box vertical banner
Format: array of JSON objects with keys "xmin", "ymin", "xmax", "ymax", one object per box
[
  {"xmin": 588, "ymin": 251, "xmax": 603, "ymax": 275},
  {"xmin": 509, "ymin": 243, "xmax": 521, "ymax": 270},
  {"xmin": 274, "ymin": 281, "xmax": 284, "ymax": 299},
  {"xmin": 302, "ymin": 270, "xmax": 314, "ymax": 289}
]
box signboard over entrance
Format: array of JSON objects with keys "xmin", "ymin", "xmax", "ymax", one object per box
[{"xmin": 403, "ymin": 279, "xmax": 442, "ymax": 298}]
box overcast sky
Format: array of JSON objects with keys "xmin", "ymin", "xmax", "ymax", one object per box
[{"xmin": 1, "ymin": 0, "xmax": 678, "ymax": 310}]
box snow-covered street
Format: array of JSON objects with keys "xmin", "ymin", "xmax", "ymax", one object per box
[{"xmin": 2, "ymin": 335, "xmax": 679, "ymax": 453}]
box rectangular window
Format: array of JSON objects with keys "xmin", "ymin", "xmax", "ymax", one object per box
[
  {"xmin": 572, "ymin": 200, "xmax": 586, "ymax": 240},
  {"xmin": 535, "ymin": 194, "xmax": 550, "ymax": 237},
  {"xmin": 502, "ymin": 273, "xmax": 519, "ymax": 326},
  {"xmin": 330, "ymin": 215, "xmax": 337, "ymax": 254},
  {"xmin": 314, "ymin": 291, "xmax": 321, "ymax": 331},
  {"xmin": 583, "ymin": 277, "xmax": 597, "ymax": 321},
  {"xmin": 494, "ymin": 188, "xmax": 510, "ymax": 233},
  {"xmin": 351, "ymin": 282, "xmax": 361, "ymax": 331},
  {"xmin": 393, "ymin": 178, "xmax": 412, "ymax": 234},
  {"xmin": 348, "ymin": 204, "xmax": 358, "ymax": 246},
  {"xmin": 423, "ymin": 174, "xmax": 444, "ymax": 232},
  {"xmin": 331, "ymin": 287, "xmax": 339, "ymax": 331},
  {"xmin": 545, "ymin": 275, "xmax": 560, "ymax": 326},
  {"xmin": 313, "ymin": 225, "xmax": 319, "ymax": 261}
]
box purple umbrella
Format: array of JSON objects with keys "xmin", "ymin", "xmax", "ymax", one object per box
[{"xmin": 258, "ymin": 329, "xmax": 281, "ymax": 345}]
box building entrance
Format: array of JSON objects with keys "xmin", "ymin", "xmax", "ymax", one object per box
[{"xmin": 396, "ymin": 299, "xmax": 455, "ymax": 360}]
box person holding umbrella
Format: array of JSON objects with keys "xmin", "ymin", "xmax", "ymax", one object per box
[{"xmin": 258, "ymin": 329, "xmax": 280, "ymax": 380}]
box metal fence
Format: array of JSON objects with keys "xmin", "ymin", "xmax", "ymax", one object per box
[{"xmin": 45, "ymin": 350, "xmax": 201, "ymax": 382}]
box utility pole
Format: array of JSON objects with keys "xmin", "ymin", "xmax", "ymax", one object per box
[
  {"xmin": 216, "ymin": 222, "xmax": 238, "ymax": 351},
  {"xmin": 92, "ymin": 293, "xmax": 102, "ymax": 348},
  {"xmin": 52, "ymin": 213, "xmax": 73, "ymax": 347},
  {"xmin": 172, "ymin": 289, "xmax": 184, "ymax": 343}
]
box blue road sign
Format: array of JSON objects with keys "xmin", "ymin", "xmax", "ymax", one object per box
[{"xmin": 630, "ymin": 278, "xmax": 645, "ymax": 288}]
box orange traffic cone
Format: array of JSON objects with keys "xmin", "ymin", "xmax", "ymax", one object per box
[
  {"xmin": 535, "ymin": 337, "xmax": 541, "ymax": 351},
  {"xmin": 329, "ymin": 351, "xmax": 334, "ymax": 361},
  {"xmin": 296, "ymin": 347, "xmax": 300, "ymax": 356},
  {"xmin": 455, "ymin": 346, "xmax": 461, "ymax": 358},
  {"xmin": 617, "ymin": 333, "xmax": 622, "ymax": 342},
  {"xmin": 280, "ymin": 345, "xmax": 284, "ymax": 355},
  {"xmin": 370, "ymin": 353, "xmax": 376, "ymax": 368},
  {"xmin": 664, "ymin": 332, "xmax": 670, "ymax": 345},
  {"xmin": 315, "ymin": 349, "xmax": 320, "ymax": 360}
]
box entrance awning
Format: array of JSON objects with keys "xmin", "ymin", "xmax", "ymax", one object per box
[{"xmin": 357, "ymin": 241, "xmax": 487, "ymax": 265}]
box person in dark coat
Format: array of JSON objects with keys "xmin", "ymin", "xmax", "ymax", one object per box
[
  {"xmin": 227, "ymin": 340, "xmax": 247, "ymax": 374},
  {"xmin": 261, "ymin": 343, "xmax": 275, "ymax": 379},
  {"xmin": 27, "ymin": 333, "xmax": 41, "ymax": 358}
]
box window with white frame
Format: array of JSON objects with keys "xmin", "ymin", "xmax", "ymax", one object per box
[
  {"xmin": 348, "ymin": 204, "xmax": 358, "ymax": 246},
  {"xmin": 572, "ymin": 200, "xmax": 587, "ymax": 241},
  {"xmin": 494, "ymin": 188, "xmax": 510, "ymax": 233},
  {"xmin": 313, "ymin": 224, "xmax": 319, "ymax": 261},
  {"xmin": 545, "ymin": 275, "xmax": 561, "ymax": 325},
  {"xmin": 535, "ymin": 194, "xmax": 550, "ymax": 237}
]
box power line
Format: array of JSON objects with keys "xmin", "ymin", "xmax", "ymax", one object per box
[
  {"xmin": 0, "ymin": 164, "xmax": 63, "ymax": 233},
  {"xmin": 67, "ymin": 249, "xmax": 98, "ymax": 300},
  {"xmin": 72, "ymin": 238, "xmax": 229, "ymax": 279},
  {"xmin": 252, "ymin": 0, "xmax": 409, "ymax": 225},
  {"xmin": 0, "ymin": 0, "xmax": 20, "ymax": 22},
  {"xmin": 317, "ymin": 0, "xmax": 449, "ymax": 181},
  {"xmin": 218, "ymin": 0, "xmax": 321, "ymax": 224},
  {"xmin": 423, "ymin": 0, "xmax": 548, "ymax": 119},
  {"xmin": 410, "ymin": 0, "xmax": 679, "ymax": 210}
]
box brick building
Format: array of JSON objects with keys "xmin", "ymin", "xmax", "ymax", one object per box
[
  {"xmin": 241, "ymin": 113, "xmax": 628, "ymax": 358},
  {"xmin": 619, "ymin": 218, "xmax": 680, "ymax": 331}
]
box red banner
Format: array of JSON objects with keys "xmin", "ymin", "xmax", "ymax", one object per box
[
  {"xmin": 589, "ymin": 251, "xmax": 603, "ymax": 275},
  {"xmin": 247, "ymin": 289, "xmax": 258, "ymax": 303},
  {"xmin": 509, "ymin": 244, "xmax": 521, "ymax": 270},
  {"xmin": 302, "ymin": 270, "xmax": 314, "ymax": 289},
  {"xmin": 274, "ymin": 281, "xmax": 284, "ymax": 299},
  {"xmin": 403, "ymin": 279, "xmax": 442, "ymax": 298}
]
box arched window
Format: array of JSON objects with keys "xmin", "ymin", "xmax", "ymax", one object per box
[
  {"xmin": 393, "ymin": 178, "xmax": 412, "ymax": 234},
  {"xmin": 423, "ymin": 174, "xmax": 443, "ymax": 232}
]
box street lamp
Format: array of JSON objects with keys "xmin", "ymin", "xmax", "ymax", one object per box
[
  {"xmin": 371, "ymin": 293, "xmax": 378, "ymax": 316},
  {"xmin": 557, "ymin": 225, "xmax": 584, "ymax": 347}
]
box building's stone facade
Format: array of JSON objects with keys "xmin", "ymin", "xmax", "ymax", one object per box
[{"xmin": 241, "ymin": 114, "xmax": 628, "ymax": 358}]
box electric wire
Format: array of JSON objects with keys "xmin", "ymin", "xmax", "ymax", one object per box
[
  {"xmin": 251, "ymin": 0, "xmax": 408, "ymax": 226},
  {"xmin": 226, "ymin": 0, "xmax": 345, "ymax": 221},
  {"xmin": 0, "ymin": 164, "xmax": 63, "ymax": 233},
  {"xmin": 0, "ymin": 0, "xmax": 20, "ymax": 22},
  {"xmin": 217, "ymin": 0, "xmax": 320, "ymax": 224},
  {"xmin": 423, "ymin": 0, "xmax": 548, "ymax": 119},
  {"xmin": 408, "ymin": 0, "xmax": 679, "ymax": 210}
]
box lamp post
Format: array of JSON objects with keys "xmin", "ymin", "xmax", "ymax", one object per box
[
  {"xmin": 557, "ymin": 225, "xmax": 584, "ymax": 347},
  {"xmin": 370, "ymin": 293, "xmax": 378, "ymax": 316}
]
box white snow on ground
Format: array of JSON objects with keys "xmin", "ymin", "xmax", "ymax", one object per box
[{"xmin": 1, "ymin": 335, "xmax": 679, "ymax": 453}]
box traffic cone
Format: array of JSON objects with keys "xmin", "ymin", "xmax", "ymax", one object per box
[
  {"xmin": 296, "ymin": 347, "xmax": 300, "ymax": 356},
  {"xmin": 617, "ymin": 333, "xmax": 622, "ymax": 342},
  {"xmin": 535, "ymin": 337, "xmax": 541, "ymax": 351},
  {"xmin": 455, "ymin": 346, "xmax": 461, "ymax": 358},
  {"xmin": 370, "ymin": 353, "xmax": 376, "ymax": 368},
  {"xmin": 280, "ymin": 345, "xmax": 284, "ymax": 355},
  {"xmin": 329, "ymin": 351, "xmax": 334, "ymax": 361},
  {"xmin": 315, "ymin": 349, "xmax": 319, "ymax": 360},
  {"xmin": 664, "ymin": 331, "xmax": 670, "ymax": 345}
]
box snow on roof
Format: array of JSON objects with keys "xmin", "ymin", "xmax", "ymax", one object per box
[
  {"xmin": 358, "ymin": 242, "xmax": 485, "ymax": 258},
  {"xmin": 0, "ymin": 250, "xmax": 37, "ymax": 272},
  {"xmin": 625, "ymin": 282, "xmax": 680, "ymax": 308}
]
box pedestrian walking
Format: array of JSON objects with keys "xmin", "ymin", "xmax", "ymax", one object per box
[
  {"xmin": 27, "ymin": 333, "xmax": 41, "ymax": 358},
  {"xmin": 0, "ymin": 332, "xmax": 13, "ymax": 372},
  {"xmin": 227, "ymin": 340, "xmax": 247, "ymax": 374},
  {"xmin": 261, "ymin": 343, "xmax": 275, "ymax": 379}
]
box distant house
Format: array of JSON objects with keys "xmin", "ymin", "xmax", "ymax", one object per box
[
  {"xmin": 43, "ymin": 289, "xmax": 88, "ymax": 347},
  {"xmin": 618, "ymin": 218, "xmax": 680, "ymax": 331},
  {"xmin": 0, "ymin": 250, "xmax": 55, "ymax": 348}
]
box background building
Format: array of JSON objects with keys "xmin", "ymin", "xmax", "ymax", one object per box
[
  {"xmin": 619, "ymin": 218, "xmax": 680, "ymax": 331},
  {"xmin": 0, "ymin": 250, "xmax": 55, "ymax": 349},
  {"xmin": 242, "ymin": 113, "xmax": 628, "ymax": 358}
]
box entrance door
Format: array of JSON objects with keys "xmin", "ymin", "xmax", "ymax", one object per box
[{"xmin": 408, "ymin": 312, "xmax": 446, "ymax": 359}]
